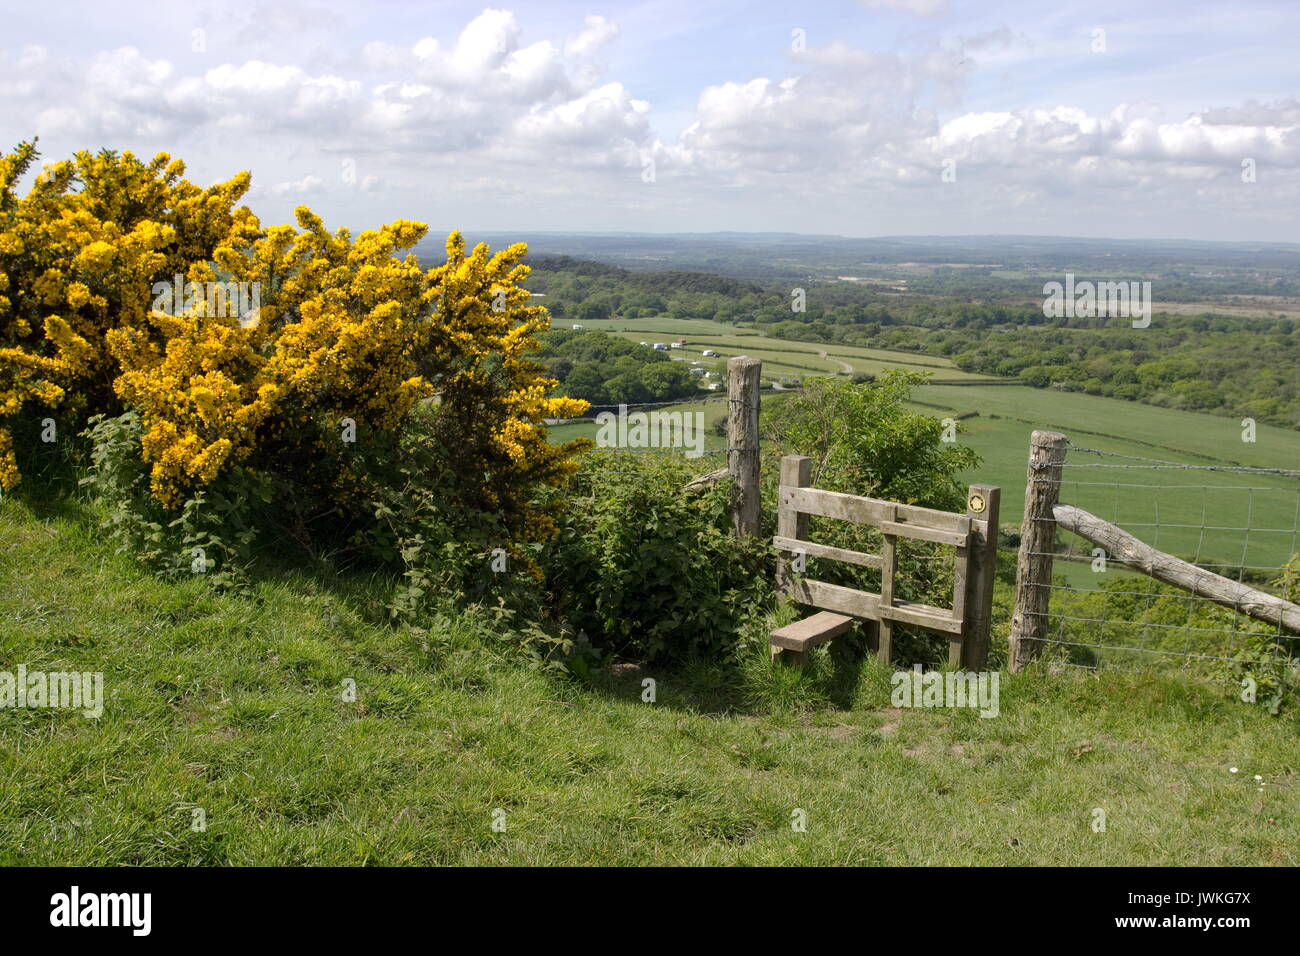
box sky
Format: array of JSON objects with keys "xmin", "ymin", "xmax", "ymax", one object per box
[{"xmin": 2, "ymin": 0, "xmax": 1298, "ymax": 241}]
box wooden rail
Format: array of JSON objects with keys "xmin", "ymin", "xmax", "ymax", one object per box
[{"xmin": 1053, "ymin": 502, "xmax": 1300, "ymax": 633}]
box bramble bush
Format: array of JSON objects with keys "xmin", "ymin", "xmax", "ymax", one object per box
[{"xmin": 542, "ymin": 451, "xmax": 772, "ymax": 664}]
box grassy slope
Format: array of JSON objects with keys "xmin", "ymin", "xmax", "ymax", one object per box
[{"xmin": 2, "ymin": 495, "xmax": 1297, "ymax": 865}]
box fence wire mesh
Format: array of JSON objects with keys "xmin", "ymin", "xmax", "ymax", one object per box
[{"xmin": 1025, "ymin": 442, "xmax": 1300, "ymax": 688}]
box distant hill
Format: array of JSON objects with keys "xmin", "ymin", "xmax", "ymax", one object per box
[
  {"xmin": 525, "ymin": 255, "xmax": 763, "ymax": 297},
  {"xmin": 416, "ymin": 231, "xmax": 1300, "ymax": 284}
]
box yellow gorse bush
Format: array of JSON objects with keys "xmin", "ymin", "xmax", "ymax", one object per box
[
  {"xmin": 1, "ymin": 142, "xmax": 255, "ymax": 490},
  {"xmin": 1, "ymin": 141, "xmax": 587, "ymax": 543}
]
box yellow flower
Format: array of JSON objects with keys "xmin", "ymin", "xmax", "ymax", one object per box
[{"xmin": 2, "ymin": 140, "xmax": 586, "ymax": 540}]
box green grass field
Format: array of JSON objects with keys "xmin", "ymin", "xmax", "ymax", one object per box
[
  {"xmin": 2, "ymin": 494, "xmax": 1297, "ymax": 865},
  {"xmin": 546, "ymin": 397, "xmax": 731, "ymax": 452},
  {"xmin": 552, "ymin": 318, "xmax": 1300, "ymax": 577},
  {"xmin": 568, "ymin": 317, "xmax": 1001, "ymax": 383},
  {"xmin": 913, "ymin": 386, "xmax": 1300, "ymax": 576}
]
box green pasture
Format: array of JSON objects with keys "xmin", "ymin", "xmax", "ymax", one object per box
[{"xmin": 909, "ymin": 385, "xmax": 1300, "ymax": 577}]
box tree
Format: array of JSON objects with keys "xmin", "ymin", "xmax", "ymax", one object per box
[
  {"xmin": 639, "ymin": 361, "xmax": 696, "ymax": 401},
  {"xmin": 762, "ymin": 371, "xmax": 978, "ymax": 511}
]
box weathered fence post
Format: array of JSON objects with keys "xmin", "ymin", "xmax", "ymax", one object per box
[
  {"xmin": 1009, "ymin": 430, "xmax": 1067, "ymax": 671},
  {"xmin": 774, "ymin": 454, "xmax": 812, "ymax": 663},
  {"xmin": 957, "ymin": 483, "xmax": 1001, "ymax": 670},
  {"xmin": 727, "ymin": 356, "xmax": 762, "ymax": 538},
  {"xmin": 878, "ymin": 503, "xmax": 897, "ymax": 665}
]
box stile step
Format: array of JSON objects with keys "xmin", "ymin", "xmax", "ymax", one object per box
[{"xmin": 769, "ymin": 611, "xmax": 855, "ymax": 652}]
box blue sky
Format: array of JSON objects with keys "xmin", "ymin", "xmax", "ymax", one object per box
[{"xmin": 3, "ymin": 0, "xmax": 1298, "ymax": 240}]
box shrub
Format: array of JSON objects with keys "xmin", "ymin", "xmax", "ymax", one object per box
[
  {"xmin": 4, "ymin": 140, "xmax": 590, "ymax": 578},
  {"xmin": 81, "ymin": 411, "xmax": 265, "ymax": 591},
  {"xmin": 1, "ymin": 141, "xmax": 256, "ymax": 491},
  {"xmin": 543, "ymin": 451, "xmax": 772, "ymax": 663},
  {"xmin": 106, "ymin": 216, "xmax": 588, "ymax": 543},
  {"xmin": 762, "ymin": 371, "xmax": 977, "ymax": 511}
]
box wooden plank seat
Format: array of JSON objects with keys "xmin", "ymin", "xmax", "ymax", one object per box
[{"xmin": 769, "ymin": 610, "xmax": 855, "ymax": 664}]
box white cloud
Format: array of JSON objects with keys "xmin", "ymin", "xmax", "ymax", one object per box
[
  {"xmin": 860, "ymin": 0, "xmax": 947, "ymax": 16},
  {"xmin": 269, "ymin": 173, "xmax": 323, "ymax": 195},
  {"xmin": 1, "ymin": 6, "xmax": 1296, "ymax": 237}
]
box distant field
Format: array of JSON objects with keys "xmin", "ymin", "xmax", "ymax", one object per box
[
  {"xmin": 1156, "ymin": 300, "xmax": 1300, "ymax": 319},
  {"xmin": 567, "ymin": 317, "xmax": 1000, "ymax": 383},
  {"xmin": 997, "ymin": 296, "xmax": 1300, "ymax": 319},
  {"xmin": 547, "ymin": 398, "xmax": 730, "ymax": 454},
  {"xmin": 545, "ymin": 318, "xmax": 1300, "ymax": 578},
  {"xmin": 912, "ymin": 386, "xmax": 1300, "ymax": 577},
  {"xmin": 910, "ymin": 382, "xmax": 1300, "ymax": 468}
]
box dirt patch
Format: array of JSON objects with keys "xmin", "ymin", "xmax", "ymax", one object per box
[{"xmin": 816, "ymin": 723, "xmax": 858, "ymax": 740}]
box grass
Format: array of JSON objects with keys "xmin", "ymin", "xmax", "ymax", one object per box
[{"xmin": 2, "ymin": 492, "xmax": 1298, "ymax": 865}]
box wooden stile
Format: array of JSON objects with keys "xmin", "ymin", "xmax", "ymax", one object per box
[{"xmin": 770, "ymin": 453, "xmax": 999, "ymax": 667}]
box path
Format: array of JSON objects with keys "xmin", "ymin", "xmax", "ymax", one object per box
[{"xmin": 818, "ymin": 350, "xmax": 854, "ymax": 374}]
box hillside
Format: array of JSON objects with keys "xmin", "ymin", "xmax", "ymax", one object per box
[{"xmin": 2, "ymin": 494, "xmax": 1296, "ymax": 865}]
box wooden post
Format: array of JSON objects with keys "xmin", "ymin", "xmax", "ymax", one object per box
[
  {"xmin": 878, "ymin": 503, "xmax": 897, "ymax": 665},
  {"xmin": 727, "ymin": 356, "xmax": 762, "ymax": 539},
  {"xmin": 957, "ymin": 483, "xmax": 1001, "ymax": 669},
  {"xmin": 1009, "ymin": 431, "xmax": 1067, "ymax": 672},
  {"xmin": 775, "ymin": 455, "xmax": 811, "ymax": 595},
  {"xmin": 774, "ymin": 454, "xmax": 811, "ymax": 664}
]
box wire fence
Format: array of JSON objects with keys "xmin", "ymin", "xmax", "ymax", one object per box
[{"xmin": 1025, "ymin": 441, "xmax": 1300, "ymax": 684}]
